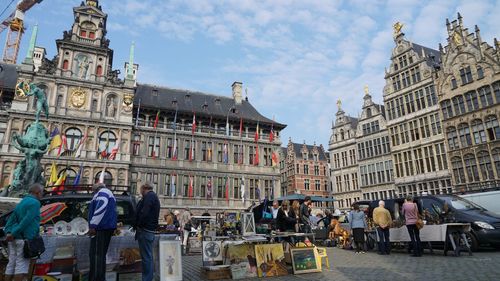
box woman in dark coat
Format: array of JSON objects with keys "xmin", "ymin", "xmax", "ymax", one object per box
[{"xmin": 276, "ymin": 200, "xmax": 296, "ymax": 232}]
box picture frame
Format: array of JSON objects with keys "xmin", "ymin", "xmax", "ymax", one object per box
[
  {"xmin": 241, "ymin": 212, "xmax": 256, "ymax": 236},
  {"xmin": 202, "ymin": 240, "xmax": 223, "ymax": 266},
  {"xmin": 290, "ymin": 247, "xmax": 320, "ymax": 274},
  {"xmin": 159, "ymin": 240, "xmax": 183, "ymax": 281},
  {"xmin": 254, "ymin": 244, "xmax": 288, "ymax": 277}
]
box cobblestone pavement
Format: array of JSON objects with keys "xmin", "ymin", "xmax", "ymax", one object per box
[{"xmin": 182, "ymin": 247, "xmax": 500, "ymax": 281}]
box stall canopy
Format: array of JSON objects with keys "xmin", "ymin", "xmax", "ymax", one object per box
[{"xmin": 276, "ymin": 194, "xmax": 335, "ymax": 203}]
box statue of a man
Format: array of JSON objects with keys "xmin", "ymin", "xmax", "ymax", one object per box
[
  {"xmin": 107, "ymin": 97, "xmax": 116, "ymax": 117},
  {"xmin": 77, "ymin": 56, "xmax": 90, "ymax": 79},
  {"xmin": 17, "ymin": 82, "xmax": 49, "ymax": 122}
]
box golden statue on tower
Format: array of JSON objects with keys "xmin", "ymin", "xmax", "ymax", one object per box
[{"xmin": 393, "ymin": 22, "xmax": 404, "ymax": 37}]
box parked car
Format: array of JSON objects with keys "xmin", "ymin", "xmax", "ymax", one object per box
[{"xmin": 355, "ymin": 194, "xmax": 500, "ymax": 251}]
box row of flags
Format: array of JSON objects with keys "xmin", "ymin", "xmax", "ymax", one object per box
[
  {"xmin": 167, "ymin": 175, "xmax": 274, "ymax": 203},
  {"xmin": 47, "ymin": 161, "xmax": 108, "ymax": 193}
]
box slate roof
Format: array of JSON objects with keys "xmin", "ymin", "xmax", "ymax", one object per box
[
  {"xmin": 134, "ymin": 84, "xmax": 286, "ymax": 129},
  {"xmin": 412, "ymin": 43, "xmax": 441, "ymax": 68},
  {"xmin": 0, "ymin": 63, "xmax": 18, "ymax": 90},
  {"xmin": 290, "ymin": 142, "xmax": 328, "ymax": 161}
]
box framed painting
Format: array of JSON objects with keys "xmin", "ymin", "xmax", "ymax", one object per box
[
  {"xmin": 226, "ymin": 244, "xmax": 257, "ymax": 279},
  {"xmin": 202, "ymin": 241, "xmax": 223, "ymax": 266},
  {"xmin": 290, "ymin": 247, "xmax": 320, "ymax": 274},
  {"xmin": 159, "ymin": 240, "xmax": 183, "ymax": 281},
  {"xmin": 241, "ymin": 212, "xmax": 256, "ymax": 236},
  {"xmin": 254, "ymin": 244, "xmax": 288, "ymax": 277}
]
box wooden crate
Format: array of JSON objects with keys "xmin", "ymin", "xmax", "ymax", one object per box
[{"xmin": 202, "ymin": 266, "xmax": 231, "ymax": 280}]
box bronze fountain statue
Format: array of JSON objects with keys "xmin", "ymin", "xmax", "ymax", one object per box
[{"xmin": 0, "ymin": 82, "xmax": 51, "ymax": 197}]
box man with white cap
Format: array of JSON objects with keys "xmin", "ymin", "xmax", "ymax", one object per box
[{"xmin": 373, "ymin": 200, "xmax": 392, "ymax": 255}]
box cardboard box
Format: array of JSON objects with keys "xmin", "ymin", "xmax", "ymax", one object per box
[{"xmin": 118, "ymin": 272, "xmax": 142, "ymax": 281}]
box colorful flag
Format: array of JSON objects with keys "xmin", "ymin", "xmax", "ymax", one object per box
[
  {"xmin": 240, "ymin": 177, "xmax": 245, "ymax": 203},
  {"xmin": 108, "ymin": 137, "xmax": 120, "ymax": 160},
  {"xmin": 53, "ymin": 172, "xmax": 67, "ymax": 194},
  {"xmin": 254, "ymin": 145, "xmax": 259, "ymax": 165},
  {"xmin": 57, "ymin": 134, "xmax": 68, "ymax": 157},
  {"xmin": 224, "ymin": 177, "xmax": 229, "ymax": 202},
  {"xmin": 47, "ymin": 161, "xmax": 58, "ymax": 186},
  {"xmin": 223, "ymin": 142, "xmax": 228, "ymax": 164},
  {"xmin": 254, "ymin": 122, "xmax": 259, "ymax": 142},
  {"xmin": 100, "ymin": 133, "xmax": 110, "ymax": 159},
  {"xmin": 269, "ymin": 124, "xmax": 274, "ymax": 143},
  {"xmin": 73, "ymin": 163, "xmax": 83, "ymax": 185},
  {"xmin": 271, "ymin": 151, "xmax": 279, "ymax": 167},
  {"xmin": 191, "ymin": 113, "xmax": 196, "ymax": 134},
  {"xmin": 172, "ymin": 138, "xmax": 178, "ymax": 160},
  {"xmin": 153, "ymin": 111, "xmax": 160, "ymax": 129},
  {"xmin": 188, "ymin": 176, "xmax": 194, "ymax": 197},
  {"xmin": 98, "ymin": 167, "xmax": 106, "ymax": 183},
  {"xmin": 49, "ymin": 128, "xmax": 62, "ymax": 151},
  {"xmin": 171, "ymin": 174, "xmax": 176, "ymax": 197},
  {"xmin": 207, "ymin": 177, "xmax": 212, "ymax": 198},
  {"xmin": 74, "ymin": 133, "xmax": 88, "ymax": 158}
]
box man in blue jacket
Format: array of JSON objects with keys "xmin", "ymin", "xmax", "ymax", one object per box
[
  {"xmin": 88, "ymin": 183, "xmax": 117, "ymax": 281},
  {"xmin": 4, "ymin": 183, "xmax": 43, "ymax": 281},
  {"xmin": 134, "ymin": 182, "xmax": 160, "ymax": 281}
]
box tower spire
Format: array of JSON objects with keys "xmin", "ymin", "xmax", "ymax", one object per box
[
  {"xmin": 23, "ymin": 24, "xmax": 38, "ymax": 65},
  {"xmin": 127, "ymin": 41, "xmax": 135, "ymax": 79}
]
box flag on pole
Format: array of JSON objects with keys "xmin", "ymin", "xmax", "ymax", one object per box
[
  {"xmin": 53, "ymin": 172, "xmax": 67, "ymax": 194},
  {"xmin": 271, "ymin": 151, "xmax": 279, "ymax": 167},
  {"xmin": 240, "ymin": 176, "xmax": 245, "ymax": 203},
  {"xmin": 135, "ymin": 99, "xmax": 141, "ymax": 127},
  {"xmin": 207, "ymin": 177, "xmax": 212, "ymax": 198},
  {"xmin": 108, "ymin": 137, "xmax": 120, "ymax": 160},
  {"xmin": 254, "ymin": 122, "xmax": 259, "ymax": 142},
  {"xmin": 191, "ymin": 113, "xmax": 196, "ymax": 134},
  {"xmin": 172, "ymin": 138, "xmax": 178, "ymax": 160},
  {"xmin": 57, "ymin": 134, "xmax": 68, "ymax": 157},
  {"xmin": 74, "ymin": 133, "xmax": 88, "ymax": 158},
  {"xmin": 49, "ymin": 128, "xmax": 62, "ymax": 151},
  {"xmin": 188, "ymin": 176, "xmax": 194, "ymax": 197},
  {"xmin": 171, "ymin": 174, "xmax": 176, "ymax": 197},
  {"xmin": 73, "ymin": 163, "xmax": 83, "ymax": 185},
  {"xmin": 224, "ymin": 177, "xmax": 229, "ymax": 202},
  {"xmin": 239, "ymin": 118, "xmax": 243, "ymax": 138},
  {"xmin": 153, "ymin": 111, "xmax": 160, "ymax": 129},
  {"xmin": 254, "ymin": 145, "xmax": 259, "ymax": 165},
  {"xmin": 100, "ymin": 133, "xmax": 110, "ymax": 159},
  {"xmin": 269, "ymin": 124, "xmax": 274, "ymax": 143},
  {"xmin": 98, "ymin": 167, "xmax": 106, "ymax": 183},
  {"xmin": 47, "ymin": 161, "xmax": 58, "ymax": 186},
  {"xmin": 223, "ymin": 142, "xmax": 228, "ymax": 164}
]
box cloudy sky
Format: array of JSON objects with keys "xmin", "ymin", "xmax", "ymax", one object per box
[{"xmin": 11, "ymin": 0, "xmax": 500, "ymax": 147}]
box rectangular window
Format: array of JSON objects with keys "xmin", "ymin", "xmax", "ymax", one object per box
[
  {"xmin": 315, "ymin": 180, "xmax": 321, "ymax": 191},
  {"xmin": 304, "ymin": 179, "xmax": 310, "ymax": 190},
  {"xmin": 303, "ymin": 164, "xmax": 309, "ymax": 175},
  {"xmin": 249, "ymin": 146, "xmax": 256, "ymax": 165},
  {"xmin": 264, "ymin": 147, "xmax": 272, "ymax": 166},
  {"xmin": 314, "ymin": 165, "xmax": 319, "ymax": 175},
  {"xmin": 460, "ymin": 66, "xmax": 473, "ymax": 85},
  {"xmin": 425, "ymin": 85, "xmax": 437, "ymax": 107},
  {"xmin": 132, "ymin": 134, "xmax": 141, "ymax": 156},
  {"xmin": 217, "ymin": 143, "xmax": 223, "ymax": 162},
  {"xmin": 478, "ymin": 86, "xmax": 494, "ymax": 107},
  {"xmin": 148, "ymin": 136, "xmax": 160, "ymax": 157}
]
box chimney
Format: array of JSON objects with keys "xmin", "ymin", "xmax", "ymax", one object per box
[{"xmin": 232, "ymin": 82, "xmax": 243, "ymax": 104}]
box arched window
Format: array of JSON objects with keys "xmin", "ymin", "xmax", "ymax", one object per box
[
  {"xmin": 478, "ymin": 151, "xmax": 494, "ymax": 181},
  {"xmin": 340, "ymin": 129, "xmax": 345, "ymax": 141},
  {"xmin": 96, "ymin": 65, "xmax": 103, "ymax": 76},
  {"xmin": 471, "ymin": 119, "xmax": 486, "ymax": 144},
  {"xmin": 366, "ymin": 108, "xmax": 372, "ymax": 118},
  {"xmin": 95, "ymin": 171, "xmax": 113, "ymax": 186},
  {"xmin": 452, "ymin": 95, "xmax": 465, "ymax": 115},
  {"xmin": 464, "ymin": 154, "xmax": 479, "ymax": 182},
  {"xmin": 493, "ymin": 81, "xmax": 500, "ymax": 103},
  {"xmin": 485, "ymin": 115, "xmax": 500, "ymax": 141},
  {"xmin": 464, "ymin": 91, "xmax": 479, "ymax": 112},
  {"xmin": 446, "ymin": 126, "xmax": 458, "ymax": 150},
  {"xmin": 458, "ymin": 123, "xmax": 472, "ymax": 148},
  {"xmin": 98, "ymin": 131, "xmax": 116, "ymax": 155},
  {"xmin": 451, "ymin": 157, "xmax": 465, "ymax": 184},
  {"xmin": 65, "ymin": 128, "xmax": 82, "ymax": 151},
  {"xmin": 478, "ymin": 86, "xmax": 493, "ymax": 107},
  {"xmin": 58, "ymin": 168, "xmax": 77, "ymax": 185},
  {"xmin": 62, "ymin": 60, "xmax": 69, "ymax": 70}
]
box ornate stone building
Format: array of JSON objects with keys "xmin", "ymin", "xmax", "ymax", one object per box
[
  {"xmin": 329, "ymin": 103, "xmax": 361, "ymax": 210},
  {"xmin": 356, "ymin": 88, "xmax": 395, "ymax": 201},
  {"xmin": 130, "ymin": 82, "xmax": 285, "ymax": 212},
  {"xmin": 279, "ymin": 139, "xmax": 330, "ymax": 203},
  {"xmin": 383, "ymin": 26, "xmax": 452, "ymax": 198},
  {"xmin": 0, "ymin": 0, "xmax": 286, "ymax": 213},
  {"xmin": 436, "ymin": 14, "xmax": 500, "ymax": 191},
  {"xmin": 1, "ymin": 0, "xmax": 135, "ymax": 188}
]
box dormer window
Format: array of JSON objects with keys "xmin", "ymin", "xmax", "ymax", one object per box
[
  {"xmin": 152, "ymin": 89, "xmax": 158, "ymax": 96},
  {"xmin": 79, "ymin": 21, "xmax": 97, "ymax": 39},
  {"xmin": 302, "ymin": 152, "xmax": 308, "ymax": 160},
  {"xmin": 214, "ymin": 98, "xmax": 221, "ymax": 106}
]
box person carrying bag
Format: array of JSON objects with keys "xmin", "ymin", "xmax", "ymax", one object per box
[{"xmin": 402, "ymin": 196, "xmax": 423, "ymax": 257}]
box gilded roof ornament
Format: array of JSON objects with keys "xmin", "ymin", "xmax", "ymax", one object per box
[
  {"xmin": 336, "ymin": 99, "xmax": 342, "ymax": 110},
  {"xmin": 393, "ymin": 22, "xmax": 404, "ymax": 37}
]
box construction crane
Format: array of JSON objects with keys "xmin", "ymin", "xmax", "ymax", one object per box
[{"xmin": 0, "ymin": 0, "xmax": 43, "ymax": 64}]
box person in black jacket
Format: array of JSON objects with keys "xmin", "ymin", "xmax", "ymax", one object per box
[
  {"xmin": 276, "ymin": 200, "xmax": 296, "ymax": 232},
  {"xmin": 135, "ymin": 182, "xmax": 160, "ymax": 281},
  {"xmin": 299, "ymin": 196, "xmax": 312, "ymax": 233}
]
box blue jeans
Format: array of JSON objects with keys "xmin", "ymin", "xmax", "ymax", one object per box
[
  {"xmin": 376, "ymin": 227, "xmax": 390, "ymax": 254},
  {"xmin": 137, "ymin": 229, "xmax": 155, "ymax": 281}
]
